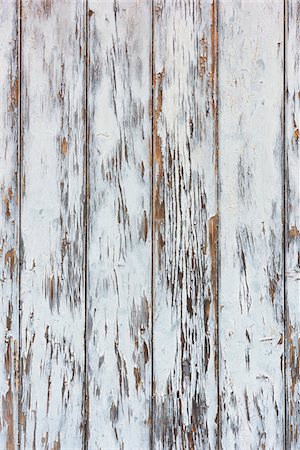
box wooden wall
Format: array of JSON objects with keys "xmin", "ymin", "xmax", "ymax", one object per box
[{"xmin": 0, "ymin": 1, "xmax": 299, "ymax": 449}]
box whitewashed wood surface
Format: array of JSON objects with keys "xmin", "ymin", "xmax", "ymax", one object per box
[{"xmin": 0, "ymin": 1, "xmax": 299, "ymax": 449}]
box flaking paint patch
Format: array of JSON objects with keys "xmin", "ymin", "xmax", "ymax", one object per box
[
  {"xmin": 51, "ymin": 433, "xmax": 61, "ymax": 450},
  {"xmin": 2, "ymin": 187, "xmax": 13, "ymax": 219},
  {"xmin": 289, "ymin": 225, "xmax": 300, "ymax": 240},
  {"xmin": 134, "ymin": 367, "xmax": 141, "ymax": 391},
  {"xmin": 2, "ymin": 388, "xmax": 14, "ymax": 450},
  {"xmin": 61, "ymin": 137, "xmax": 68, "ymax": 156},
  {"xmin": 4, "ymin": 249, "xmax": 15, "ymax": 279},
  {"xmin": 153, "ymin": 71, "xmax": 165, "ymax": 270},
  {"xmin": 208, "ymin": 215, "xmax": 218, "ymax": 319},
  {"xmin": 9, "ymin": 77, "xmax": 18, "ymax": 112}
]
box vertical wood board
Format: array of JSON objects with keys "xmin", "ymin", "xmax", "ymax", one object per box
[
  {"xmin": 20, "ymin": 1, "xmax": 86, "ymax": 448},
  {"xmin": 218, "ymin": 1, "xmax": 284, "ymax": 448},
  {"xmin": 0, "ymin": 1, "xmax": 297, "ymax": 449},
  {"xmin": 153, "ymin": 1, "xmax": 219, "ymax": 448},
  {"xmin": 0, "ymin": 2, "xmax": 19, "ymax": 449},
  {"xmin": 285, "ymin": 0, "xmax": 300, "ymax": 447},
  {"xmin": 87, "ymin": 1, "xmax": 152, "ymax": 448}
]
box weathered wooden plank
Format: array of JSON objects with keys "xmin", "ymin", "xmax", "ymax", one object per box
[
  {"xmin": 152, "ymin": 1, "xmax": 219, "ymax": 448},
  {"xmin": 218, "ymin": 1, "xmax": 284, "ymax": 448},
  {"xmin": 285, "ymin": 0, "xmax": 300, "ymax": 447},
  {"xmin": 0, "ymin": 2, "xmax": 19, "ymax": 449},
  {"xmin": 87, "ymin": 1, "xmax": 152, "ymax": 448},
  {"xmin": 20, "ymin": 1, "xmax": 86, "ymax": 448}
]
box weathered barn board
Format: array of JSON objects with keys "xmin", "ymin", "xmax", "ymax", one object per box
[
  {"xmin": 87, "ymin": 1, "xmax": 152, "ymax": 448},
  {"xmin": 0, "ymin": 2, "xmax": 19, "ymax": 449},
  {"xmin": 285, "ymin": 0, "xmax": 300, "ymax": 448},
  {"xmin": 152, "ymin": 1, "xmax": 218, "ymax": 448},
  {"xmin": 218, "ymin": 1, "xmax": 285, "ymax": 449},
  {"xmin": 0, "ymin": 1, "xmax": 299, "ymax": 449},
  {"xmin": 20, "ymin": 1, "xmax": 86, "ymax": 448}
]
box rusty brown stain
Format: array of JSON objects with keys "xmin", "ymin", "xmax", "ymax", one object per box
[
  {"xmin": 153, "ymin": 71, "xmax": 165, "ymax": 270},
  {"xmin": 153, "ymin": 71, "xmax": 164, "ymax": 167},
  {"xmin": 2, "ymin": 387, "xmax": 14, "ymax": 450},
  {"xmin": 4, "ymin": 249, "xmax": 15, "ymax": 278},
  {"xmin": 209, "ymin": 215, "xmax": 218, "ymax": 383},
  {"xmin": 19, "ymin": 410, "xmax": 26, "ymax": 432},
  {"xmin": 3, "ymin": 187, "xmax": 13, "ymax": 219},
  {"xmin": 134, "ymin": 367, "xmax": 141, "ymax": 391},
  {"xmin": 4, "ymin": 343, "xmax": 11, "ymax": 379},
  {"xmin": 0, "ymin": 238, "xmax": 4, "ymax": 256},
  {"xmin": 142, "ymin": 210, "xmax": 148, "ymax": 242},
  {"xmin": 61, "ymin": 137, "xmax": 68, "ymax": 156},
  {"xmin": 208, "ymin": 215, "xmax": 218, "ymax": 318},
  {"xmin": 294, "ymin": 128, "xmax": 299, "ymax": 140},
  {"xmin": 51, "ymin": 433, "xmax": 61, "ymax": 450},
  {"xmin": 289, "ymin": 225, "xmax": 300, "ymax": 239}
]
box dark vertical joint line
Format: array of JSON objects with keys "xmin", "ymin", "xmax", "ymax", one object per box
[
  {"xmin": 283, "ymin": 1, "xmax": 287, "ymax": 449},
  {"xmin": 215, "ymin": 1, "xmax": 221, "ymax": 449},
  {"xmin": 17, "ymin": 1, "xmax": 22, "ymax": 448},
  {"xmin": 84, "ymin": 0, "xmax": 89, "ymax": 449},
  {"xmin": 150, "ymin": 0, "xmax": 154, "ymax": 449}
]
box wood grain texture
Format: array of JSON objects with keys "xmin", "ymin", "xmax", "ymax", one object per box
[
  {"xmin": 218, "ymin": 1, "xmax": 285, "ymax": 448},
  {"xmin": 87, "ymin": 1, "xmax": 152, "ymax": 448},
  {"xmin": 152, "ymin": 1, "xmax": 218, "ymax": 448},
  {"xmin": 285, "ymin": 0, "xmax": 300, "ymax": 447},
  {"xmin": 20, "ymin": 1, "xmax": 86, "ymax": 448},
  {"xmin": 0, "ymin": 1, "xmax": 299, "ymax": 448},
  {"xmin": 0, "ymin": 2, "xmax": 19, "ymax": 449}
]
